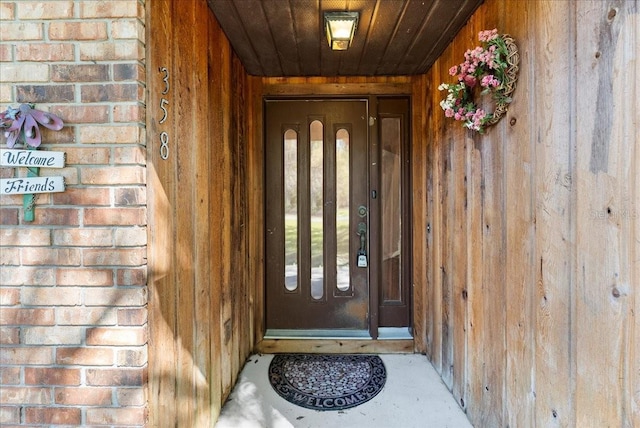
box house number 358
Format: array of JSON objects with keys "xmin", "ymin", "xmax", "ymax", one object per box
[{"xmin": 158, "ymin": 67, "xmax": 170, "ymax": 160}]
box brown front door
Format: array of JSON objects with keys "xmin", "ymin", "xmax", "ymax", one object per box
[{"xmin": 265, "ymin": 98, "xmax": 411, "ymax": 335}]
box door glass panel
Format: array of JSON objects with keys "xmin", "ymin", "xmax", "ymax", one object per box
[
  {"xmin": 381, "ymin": 117, "xmax": 402, "ymax": 302},
  {"xmin": 284, "ymin": 129, "xmax": 298, "ymax": 292},
  {"xmin": 335, "ymin": 128, "xmax": 350, "ymax": 291},
  {"xmin": 310, "ymin": 120, "xmax": 324, "ymax": 300}
]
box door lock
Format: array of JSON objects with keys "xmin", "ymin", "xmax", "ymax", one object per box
[{"xmin": 357, "ymin": 222, "xmax": 367, "ymax": 268}]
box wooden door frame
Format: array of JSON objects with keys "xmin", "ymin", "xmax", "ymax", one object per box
[{"xmin": 252, "ymin": 80, "xmax": 423, "ymax": 354}]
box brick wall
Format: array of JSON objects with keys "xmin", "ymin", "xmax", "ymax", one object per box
[{"xmin": 0, "ymin": 1, "xmax": 148, "ymax": 426}]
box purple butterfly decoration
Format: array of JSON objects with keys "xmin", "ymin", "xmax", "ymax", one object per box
[{"xmin": 1, "ymin": 104, "xmax": 64, "ymax": 148}]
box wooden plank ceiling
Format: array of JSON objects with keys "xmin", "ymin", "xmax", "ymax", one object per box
[{"xmin": 207, "ymin": 0, "xmax": 484, "ymax": 77}]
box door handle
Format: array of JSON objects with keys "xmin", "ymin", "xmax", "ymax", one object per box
[{"xmin": 357, "ymin": 222, "xmax": 367, "ymax": 267}]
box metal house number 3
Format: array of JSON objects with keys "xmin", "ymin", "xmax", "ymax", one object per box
[{"xmin": 158, "ymin": 67, "xmax": 170, "ymax": 160}]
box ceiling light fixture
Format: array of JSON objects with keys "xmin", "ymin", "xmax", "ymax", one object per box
[{"xmin": 324, "ymin": 11, "xmax": 359, "ymax": 51}]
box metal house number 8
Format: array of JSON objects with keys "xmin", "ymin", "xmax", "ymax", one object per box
[{"xmin": 158, "ymin": 67, "xmax": 170, "ymax": 160}]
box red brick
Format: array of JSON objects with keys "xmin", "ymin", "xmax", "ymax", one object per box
[
  {"xmin": 81, "ymin": 166, "xmax": 145, "ymax": 185},
  {"xmin": 114, "ymin": 187, "xmax": 146, "ymax": 206},
  {"xmin": 0, "ymin": 3, "xmax": 15, "ymax": 20},
  {"xmin": 23, "ymin": 327, "xmax": 83, "ymax": 345},
  {"xmin": 81, "ymin": 83, "xmax": 140, "ymax": 103},
  {"xmin": 56, "ymin": 347, "xmax": 114, "ymax": 366},
  {"xmin": 0, "ymin": 308, "xmax": 55, "ymax": 325},
  {"xmin": 0, "ymin": 248, "xmax": 20, "ymax": 265},
  {"xmin": 0, "ymin": 347, "xmax": 54, "ymax": 365},
  {"xmin": 53, "ymin": 187, "xmax": 110, "ymax": 205},
  {"xmin": 21, "ymin": 247, "xmax": 81, "ymax": 266},
  {"xmin": 1, "ymin": 63, "xmax": 48, "ymax": 82},
  {"xmin": 0, "ymin": 288, "xmax": 20, "ymax": 306},
  {"xmin": 84, "ymin": 288, "xmax": 146, "ymax": 307},
  {"xmin": 0, "ymin": 406, "xmax": 20, "ymax": 424},
  {"xmin": 0, "ymin": 366, "xmax": 21, "ymax": 384},
  {"xmin": 79, "ymin": 41, "xmax": 143, "ymax": 61},
  {"xmin": 117, "ymin": 308, "xmax": 147, "ymax": 326},
  {"xmin": 60, "ymin": 147, "xmax": 110, "ymax": 165},
  {"xmin": 25, "ymin": 367, "xmax": 80, "ymax": 386},
  {"xmin": 56, "ymin": 307, "xmax": 117, "ymax": 326},
  {"xmin": 87, "ymin": 327, "xmax": 146, "ymax": 346},
  {"xmin": 86, "ymin": 368, "xmax": 145, "ymax": 386},
  {"xmin": 16, "ymin": 85, "xmax": 74, "ymax": 103},
  {"xmin": 21, "ymin": 287, "xmax": 82, "ymax": 306},
  {"xmin": 116, "ymin": 268, "xmax": 147, "ymax": 286},
  {"xmin": 25, "ymin": 407, "xmax": 81, "ymax": 425},
  {"xmin": 117, "ymin": 348, "xmax": 147, "ymax": 367},
  {"xmin": 113, "ymin": 63, "xmax": 144, "ymax": 82},
  {"xmin": 55, "ymin": 387, "xmax": 112, "ymax": 405},
  {"xmin": 0, "ymin": 387, "xmax": 52, "ymax": 404},
  {"xmin": 0, "ymin": 208, "xmax": 18, "ymax": 224},
  {"xmin": 51, "ymin": 105, "xmax": 109, "ymax": 124},
  {"xmin": 87, "ymin": 407, "xmax": 146, "ymax": 426},
  {"xmin": 114, "ymin": 103, "xmax": 145, "ymax": 122},
  {"xmin": 17, "ymin": 1, "xmax": 74, "ymax": 19},
  {"xmin": 0, "ymin": 327, "xmax": 19, "ymax": 344},
  {"xmin": 15, "ymin": 43, "xmax": 74, "ymax": 61},
  {"xmin": 0, "ymin": 228, "xmax": 51, "ymax": 246},
  {"xmin": 0, "ymin": 195, "xmax": 21, "ymax": 207},
  {"xmin": 116, "ymin": 388, "xmax": 145, "ymax": 406},
  {"xmin": 0, "ymin": 22, "xmax": 42, "ymax": 41},
  {"xmin": 44, "ymin": 166, "xmax": 78, "ymax": 186},
  {"xmin": 85, "ymin": 208, "xmax": 146, "ymax": 226},
  {"xmin": 79, "ymin": 126, "xmax": 141, "ymax": 144},
  {"xmin": 0, "ymin": 44, "xmax": 12, "ymax": 62},
  {"xmin": 49, "ymin": 21, "xmax": 107, "ymax": 41},
  {"xmin": 52, "ymin": 228, "xmax": 113, "ymax": 247},
  {"xmin": 83, "ymin": 248, "xmax": 146, "ymax": 266},
  {"xmin": 39, "ymin": 126, "xmax": 75, "ymax": 144},
  {"xmin": 114, "ymin": 228, "xmax": 146, "ymax": 247},
  {"xmin": 26, "ymin": 208, "xmax": 80, "ymax": 226},
  {"xmin": 57, "ymin": 268, "xmax": 113, "ymax": 286},
  {"xmin": 52, "ymin": 64, "xmax": 109, "ymax": 82},
  {"xmin": 114, "ymin": 146, "xmax": 145, "ymax": 164},
  {"xmin": 80, "ymin": 2, "xmax": 141, "ymax": 18},
  {"xmin": 0, "ymin": 266, "xmax": 56, "ymax": 286},
  {"xmin": 0, "ymin": 166, "xmax": 13, "ymax": 178},
  {"xmin": 112, "ymin": 19, "xmax": 143, "ymax": 40}
]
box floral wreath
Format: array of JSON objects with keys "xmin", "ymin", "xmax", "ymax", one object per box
[{"xmin": 439, "ymin": 29, "xmax": 520, "ymax": 133}]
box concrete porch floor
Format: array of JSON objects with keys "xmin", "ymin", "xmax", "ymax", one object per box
[{"xmin": 215, "ymin": 353, "xmax": 472, "ymax": 428}]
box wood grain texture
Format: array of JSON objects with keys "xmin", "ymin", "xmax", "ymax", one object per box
[
  {"xmin": 255, "ymin": 339, "xmax": 414, "ymax": 354},
  {"xmin": 420, "ymin": 0, "xmax": 638, "ymax": 426},
  {"xmin": 574, "ymin": 2, "xmax": 637, "ymax": 426},
  {"xmin": 503, "ymin": 1, "xmax": 535, "ymax": 426},
  {"xmin": 146, "ymin": 0, "xmax": 253, "ymax": 425}
]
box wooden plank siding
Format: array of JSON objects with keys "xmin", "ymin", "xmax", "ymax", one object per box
[
  {"xmin": 144, "ymin": 0, "xmax": 637, "ymax": 425},
  {"xmin": 146, "ymin": 0, "xmax": 255, "ymax": 425},
  {"xmin": 418, "ymin": 0, "xmax": 639, "ymax": 426}
]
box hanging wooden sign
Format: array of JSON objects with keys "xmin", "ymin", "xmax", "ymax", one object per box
[
  {"xmin": 0, "ymin": 149, "xmax": 66, "ymax": 168},
  {"xmin": 1, "ymin": 103, "xmax": 66, "ymax": 221},
  {"xmin": 1, "ymin": 176, "xmax": 65, "ymax": 195}
]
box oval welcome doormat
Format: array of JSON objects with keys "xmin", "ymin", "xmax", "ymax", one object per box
[{"xmin": 268, "ymin": 354, "xmax": 386, "ymax": 411}]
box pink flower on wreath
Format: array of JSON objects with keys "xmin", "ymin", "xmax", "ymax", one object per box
[
  {"xmin": 478, "ymin": 28, "xmax": 499, "ymax": 42},
  {"xmin": 1, "ymin": 104, "xmax": 63, "ymax": 148},
  {"xmin": 463, "ymin": 74, "xmax": 477, "ymax": 88},
  {"xmin": 481, "ymin": 75, "xmax": 501, "ymax": 88},
  {"xmin": 468, "ymin": 109, "xmax": 487, "ymax": 131},
  {"xmin": 449, "ymin": 66, "xmax": 458, "ymax": 76},
  {"xmin": 444, "ymin": 108, "xmax": 455, "ymax": 118}
]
